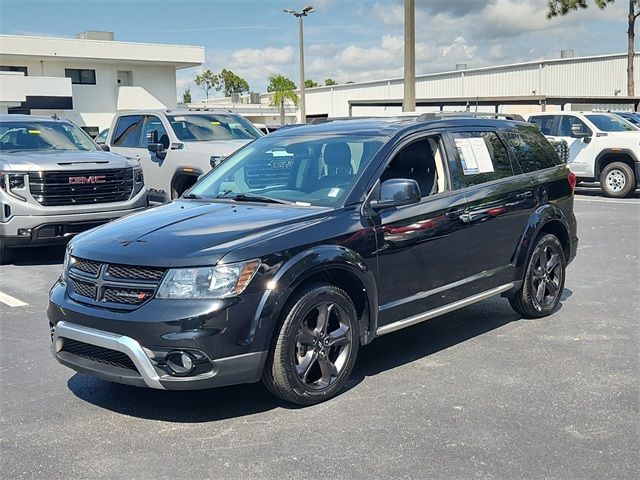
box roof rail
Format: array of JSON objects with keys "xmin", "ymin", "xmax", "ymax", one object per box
[{"xmin": 416, "ymin": 111, "xmax": 525, "ymax": 121}]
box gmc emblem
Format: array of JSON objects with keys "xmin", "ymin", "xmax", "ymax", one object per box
[{"xmin": 68, "ymin": 175, "xmax": 106, "ymax": 185}]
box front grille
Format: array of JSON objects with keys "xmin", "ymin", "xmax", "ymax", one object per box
[
  {"xmin": 70, "ymin": 278, "xmax": 97, "ymax": 299},
  {"xmin": 72, "ymin": 257, "xmax": 100, "ymax": 276},
  {"xmin": 61, "ymin": 338, "xmax": 138, "ymax": 372},
  {"xmin": 67, "ymin": 256, "xmax": 166, "ymax": 308},
  {"xmin": 103, "ymin": 286, "xmax": 155, "ymax": 305},
  {"xmin": 107, "ymin": 264, "xmax": 166, "ymax": 281},
  {"xmin": 29, "ymin": 168, "xmax": 133, "ymax": 206}
]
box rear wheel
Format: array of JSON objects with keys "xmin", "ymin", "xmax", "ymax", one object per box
[
  {"xmin": 509, "ymin": 234, "xmax": 565, "ymax": 318},
  {"xmin": 600, "ymin": 161, "xmax": 635, "ymax": 198},
  {"xmin": 262, "ymin": 283, "xmax": 359, "ymax": 406}
]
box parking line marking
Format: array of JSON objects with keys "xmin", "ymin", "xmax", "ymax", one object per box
[
  {"xmin": 0, "ymin": 291, "xmax": 28, "ymax": 308},
  {"xmin": 575, "ymin": 197, "xmax": 639, "ymax": 205}
]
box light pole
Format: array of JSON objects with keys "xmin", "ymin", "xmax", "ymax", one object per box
[
  {"xmin": 284, "ymin": 5, "xmax": 315, "ymax": 124},
  {"xmin": 403, "ymin": 0, "xmax": 416, "ymax": 112}
]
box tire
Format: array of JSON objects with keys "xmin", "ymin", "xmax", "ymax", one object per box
[
  {"xmin": 509, "ymin": 234, "xmax": 566, "ymax": 319},
  {"xmin": 600, "ymin": 161, "xmax": 635, "ymax": 198},
  {"xmin": 262, "ymin": 283, "xmax": 360, "ymax": 406},
  {"xmin": 0, "ymin": 241, "xmax": 13, "ymax": 265}
]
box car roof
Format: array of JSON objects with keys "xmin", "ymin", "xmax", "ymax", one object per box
[
  {"xmin": 269, "ymin": 116, "xmax": 527, "ymax": 138},
  {"xmin": 0, "ymin": 114, "xmax": 69, "ymax": 123},
  {"xmin": 113, "ymin": 109, "xmax": 242, "ymax": 116},
  {"xmin": 529, "ymin": 111, "xmax": 620, "ymax": 116}
]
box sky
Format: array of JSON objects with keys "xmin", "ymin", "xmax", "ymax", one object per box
[{"xmin": 0, "ymin": 0, "xmax": 631, "ymax": 101}]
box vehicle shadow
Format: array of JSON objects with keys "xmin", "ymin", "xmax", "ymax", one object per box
[
  {"xmin": 67, "ymin": 296, "xmax": 535, "ymax": 422},
  {"xmin": 575, "ymin": 183, "xmax": 640, "ymax": 199},
  {"xmin": 9, "ymin": 245, "xmax": 65, "ymax": 266}
]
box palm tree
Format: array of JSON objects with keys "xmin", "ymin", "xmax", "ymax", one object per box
[{"xmin": 267, "ymin": 74, "xmax": 299, "ymax": 125}]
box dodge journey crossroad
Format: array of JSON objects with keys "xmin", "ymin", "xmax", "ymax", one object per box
[{"xmin": 48, "ymin": 115, "xmax": 578, "ymax": 405}]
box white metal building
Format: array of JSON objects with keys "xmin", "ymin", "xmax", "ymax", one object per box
[
  {"xmin": 304, "ymin": 52, "xmax": 639, "ymax": 119},
  {"xmin": 0, "ymin": 31, "xmax": 204, "ymax": 133}
]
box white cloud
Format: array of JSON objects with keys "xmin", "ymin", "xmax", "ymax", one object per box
[{"xmin": 232, "ymin": 46, "xmax": 294, "ymax": 66}]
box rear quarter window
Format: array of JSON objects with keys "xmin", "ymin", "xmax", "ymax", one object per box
[
  {"xmin": 450, "ymin": 131, "xmax": 514, "ymax": 188},
  {"xmin": 504, "ymin": 128, "xmax": 560, "ymax": 173},
  {"xmin": 528, "ymin": 115, "xmax": 555, "ymax": 135}
]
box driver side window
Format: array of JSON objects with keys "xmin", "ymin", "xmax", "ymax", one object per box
[
  {"xmin": 381, "ymin": 136, "xmax": 446, "ymax": 198},
  {"xmin": 557, "ymin": 116, "xmax": 590, "ymax": 137},
  {"xmin": 143, "ymin": 116, "xmax": 169, "ymax": 149}
]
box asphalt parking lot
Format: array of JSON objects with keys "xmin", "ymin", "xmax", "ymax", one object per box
[{"xmin": 0, "ymin": 185, "xmax": 638, "ymax": 480}]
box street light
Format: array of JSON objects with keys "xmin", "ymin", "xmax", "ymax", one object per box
[{"xmin": 284, "ymin": 5, "xmax": 315, "ymax": 124}]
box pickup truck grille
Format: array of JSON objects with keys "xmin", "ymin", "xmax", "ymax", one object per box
[
  {"xmin": 29, "ymin": 168, "xmax": 133, "ymax": 206},
  {"xmin": 68, "ymin": 256, "xmax": 166, "ymax": 309}
]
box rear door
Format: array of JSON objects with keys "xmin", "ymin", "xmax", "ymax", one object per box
[{"xmin": 446, "ymin": 128, "xmax": 536, "ymax": 291}]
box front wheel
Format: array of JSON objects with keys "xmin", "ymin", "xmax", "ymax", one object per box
[
  {"xmin": 509, "ymin": 234, "xmax": 566, "ymax": 318},
  {"xmin": 600, "ymin": 161, "xmax": 635, "ymax": 198},
  {"xmin": 262, "ymin": 283, "xmax": 359, "ymax": 406}
]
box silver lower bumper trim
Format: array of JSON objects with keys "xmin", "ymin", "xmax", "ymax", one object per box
[
  {"xmin": 376, "ymin": 283, "xmax": 515, "ymax": 336},
  {"xmin": 52, "ymin": 321, "xmax": 164, "ymax": 389}
]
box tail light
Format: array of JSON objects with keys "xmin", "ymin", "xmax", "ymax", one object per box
[{"xmin": 567, "ymin": 171, "xmax": 577, "ymax": 191}]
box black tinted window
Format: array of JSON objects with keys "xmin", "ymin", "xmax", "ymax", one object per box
[
  {"xmin": 65, "ymin": 69, "xmax": 96, "ymax": 85},
  {"xmin": 557, "ymin": 116, "xmax": 590, "ymax": 136},
  {"xmin": 112, "ymin": 115, "xmax": 144, "ymax": 147},
  {"xmin": 529, "ymin": 115, "xmax": 555, "ymax": 135},
  {"xmin": 451, "ymin": 131, "xmax": 513, "ymax": 188},
  {"xmin": 504, "ymin": 130, "xmax": 559, "ymax": 172},
  {"xmin": 143, "ymin": 116, "xmax": 169, "ymax": 148}
]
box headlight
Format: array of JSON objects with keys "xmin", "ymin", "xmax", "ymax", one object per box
[
  {"xmin": 156, "ymin": 260, "xmax": 260, "ymax": 299},
  {"xmin": 62, "ymin": 247, "xmax": 72, "ymax": 282}
]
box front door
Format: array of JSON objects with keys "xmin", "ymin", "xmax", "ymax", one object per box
[
  {"xmin": 553, "ymin": 115, "xmax": 593, "ymax": 176},
  {"xmin": 372, "ymin": 134, "xmax": 474, "ymax": 326}
]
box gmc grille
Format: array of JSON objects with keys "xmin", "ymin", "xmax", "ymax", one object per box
[{"xmin": 29, "ymin": 168, "xmax": 133, "ymax": 206}]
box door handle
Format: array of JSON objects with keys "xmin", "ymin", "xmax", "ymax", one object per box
[
  {"xmin": 445, "ymin": 207, "xmax": 467, "ymax": 219},
  {"xmin": 516, "ymin": 191, "xmax": 533, "ymax": 200}
]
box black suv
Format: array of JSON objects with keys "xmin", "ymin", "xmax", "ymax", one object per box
[{"xmin": 48, "ymin": 115, "xmax": 578, "ymax": 405}]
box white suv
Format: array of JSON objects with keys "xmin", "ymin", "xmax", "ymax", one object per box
[
  {"xmin": 107, "ymin": 110, "xmax": 262, "ymax": 203},
  {"xmin": 526, "ymin": 112, "xmax": 640, "ymax": 197}
]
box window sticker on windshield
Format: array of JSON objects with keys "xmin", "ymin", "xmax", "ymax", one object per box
[
  {"xmin": 454, "ymin": 137, "xmax": 495, "ymax": 175},
  {"xmin": 28, "ymin": 130, "xmax": 41, "ymax": 134},
  {"xmin": 210, "ymin": 121, "xmax": 221, "ymax": 126},
  {"xmin": 173, "ymin": 116, "xmax": 186, "ymax": 121},
  {"xmin": 328, "ymin": 187, "xmax": 341, "ymax": 197}
]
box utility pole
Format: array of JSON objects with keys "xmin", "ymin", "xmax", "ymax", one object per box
[
  {"xmin": 403, "ymin": 0, "xmax": 416, "ymax": 112},
  {"xmin": 284, "ymin": 6, "xmax": 315, "ymax": 124}
]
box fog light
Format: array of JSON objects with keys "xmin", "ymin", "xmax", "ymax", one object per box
[
  {"xmin": 165, "ymin": 351, "xmax": 195, "ymax": 376},
  {"xmin": 17, "ymin": 228, "xmax": 31, "ymax": 236}
]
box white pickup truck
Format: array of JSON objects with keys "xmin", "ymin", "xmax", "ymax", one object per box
[
  {"xmin": 106, "ymin": 109, "xmax": 262, "ymax": 203},
  {"xmin": 526, "ymin": 111, "xmax": 640, "ymax": 197}
]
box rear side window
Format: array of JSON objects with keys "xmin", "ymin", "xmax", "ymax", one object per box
[
  {"xmin": 504, "ymin": 130, "xmax": 560, "ymax": 172},
  {"xmin": 112, "ymin": 115, "xmax": 144, "ymax": 147},
  {"xmin": 450, "ymin": 131, "xmax": 514, "ymax": 188},
  {"xmin": 529, "ymin": 115, "xmax": 555, "ymax": 135}
]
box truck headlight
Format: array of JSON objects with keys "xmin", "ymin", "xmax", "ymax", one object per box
[{"xmin": 156, "ymin": 260, "xmax": 260, "ymax": 299}]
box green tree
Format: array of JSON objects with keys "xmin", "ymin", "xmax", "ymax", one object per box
[
  {"xmin": 547, "ymin": 0, "xmax": 637, "ymax": 95},
  {"xmin": 217, "ymin": 68, "xmax": 250, "ymax": 97},
  {"xmin": 304, "ymin": 79, "xmax": 318, "ymax": 88},
  {"xmin": 181, "ymin": 87, "xmax": 192, "ymax": 104},
  {"xmin": 267, "ymin": 74, "xmax": 299, "ymax": 125},
  {"xmin": 194, "ymin": 69, "xmax": 219, "ymax": 100},
  {"xmin": 324, "ymin": 78, "xmax": 338, "ymax": 86}
]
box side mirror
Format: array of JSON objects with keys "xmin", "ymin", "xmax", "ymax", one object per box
[
  {"xmin": 570, "ymin": 124, "xmax": 589, "ymax": 139},
  {"xmin": 100, "ymin": 144, "xmax": 110, "ymax": 152},
  {"xmin": 147, "ymin": 142, "xmax": 165, "ymax": 153},
  {"xmin": 370, "ymin": 178, "xmax": 421, "ymax": 210},
  {"xmin": 146, "ymin": 129, "xmax": 158, "ymax": 144}
]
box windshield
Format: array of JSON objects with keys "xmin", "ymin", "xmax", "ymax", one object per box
[
  {"xmin": 167, "ymin": 114, "xmax": 262, "ymax": 142},
  {"xmin": 0, "ymin": 121, "xmax": 98, "ymax": 153},
  {"xmin": 585, "ymin": 114, "xmax": 638, "ymax": 132},
  {"xmin": 188, "ymin": 133, "xmax": 385, "ymax": 207}
]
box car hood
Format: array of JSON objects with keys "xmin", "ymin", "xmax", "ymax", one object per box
[
  {"xmin": 183, "ymin": 139, "xmax": 253, "ymax": 157},
  {"xmin": 70, "ymin": 200, "xmax": 332, "ymax": 267},
  {"xmin": 0, "ymin": 150, "xmax": 135, "ymax": 171}
]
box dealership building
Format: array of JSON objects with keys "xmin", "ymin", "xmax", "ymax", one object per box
[{"xmin": 0, "ymin": 31, "xmax": 204, "ymax": 134}]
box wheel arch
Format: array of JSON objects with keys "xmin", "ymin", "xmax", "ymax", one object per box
[
  {"xmin": 594, "ymin": 149, "xmax": 638, "ymax": 178},
  {"xmin": 170, "ymin": 167, "xmax": 203, "ymax": 197},
  {"xmin": 253, "ymin": 245, "xmax": 379, "ymax": 352}
]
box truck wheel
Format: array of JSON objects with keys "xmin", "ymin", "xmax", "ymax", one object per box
[
  {"xmin": 262, "ymin": 283, "xmax": 359, "ymax": 406},
  {"xmin": 600, "ymin": 162, "xmax": 635, "ymax": 198},
  {"xmin": 0, "ymin": 241, "xmax": 13, "ymax": 265},
  {"xmin": 509, "ymin": 234, "xmax": 566, "ymax": 319}
]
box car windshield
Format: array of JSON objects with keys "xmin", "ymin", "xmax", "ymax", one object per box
[
  {"xmin": 585, "ymin": 114, "xmax": 638, "ymax": 132},
  {"xmin": 188, "ymin": 133, "xmax": 385, "ymax": 207},
  {"xmin": 0, "ymin": 120, "xmax": 98, "ymax": 153},
  {"xmin": 167, "ymin": 114, "xmax": 262, "ymax": 142}
]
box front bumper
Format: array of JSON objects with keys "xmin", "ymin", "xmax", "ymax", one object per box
[{"xmin": 48, "ymin": 280, "xmax": 272, "ymax": 390}]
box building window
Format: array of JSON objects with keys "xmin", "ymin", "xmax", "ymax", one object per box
[
  {"xmin": 65, "ymin": 69, "xmax": 96, "ymax": 85},
  {"xmin": 0, "ymin": 66, "xmax": 28, "ymax": 75}
]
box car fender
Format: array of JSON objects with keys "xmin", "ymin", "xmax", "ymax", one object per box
[
  {"xmin": 594, "ymin": 148, "xmax": 639, "ymax": 177},
  {"xmin": 512, "ymin": 203, "xmax": 571, "ymax": 283},
  {"xmin": 249, "ymin": 244, "xmax": 379, "ymax": 351}
]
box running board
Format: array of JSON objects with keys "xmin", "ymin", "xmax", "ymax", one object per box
[{"xmin": 375, "ymin": 283, "xmax": 515, "ymax": 336}]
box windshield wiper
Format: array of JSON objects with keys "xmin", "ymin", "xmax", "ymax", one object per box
[{"xmin": 217, "ymin": 192, "xmax": 294, "ymax": 205}]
